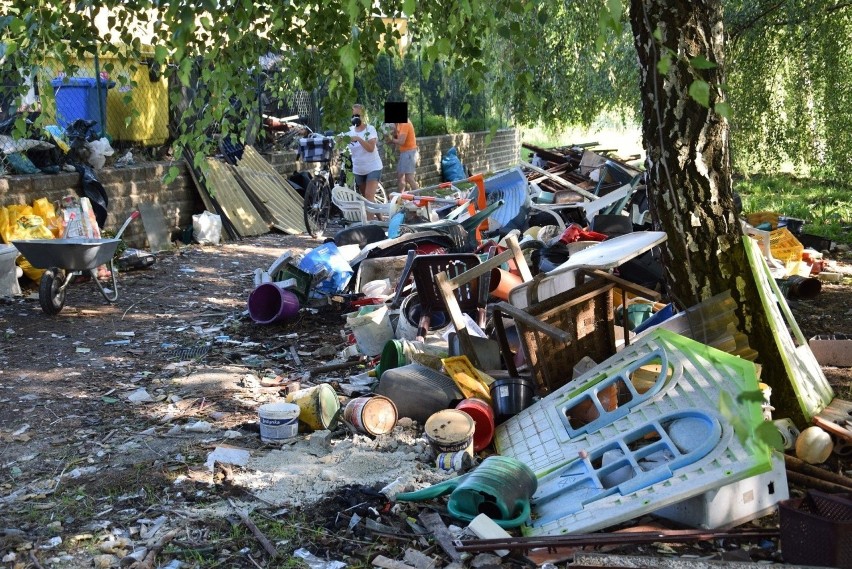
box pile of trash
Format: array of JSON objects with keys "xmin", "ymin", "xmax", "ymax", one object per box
[{"xmin": 226, "ymin": 143, "xmax": 850, "ymax": 566}]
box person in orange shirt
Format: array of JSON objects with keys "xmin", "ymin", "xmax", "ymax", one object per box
[{"xmin": 387, "ymin": 119, "xmax": 418, "ymax": 192}]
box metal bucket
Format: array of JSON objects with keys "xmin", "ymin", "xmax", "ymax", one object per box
[
  {"xmin": 343, "ymin": 395, "xmax": 398, "ymax": 436},
  {"xmin": 285, "ymin": 384, "xmax": 340, "ymax": 432}
]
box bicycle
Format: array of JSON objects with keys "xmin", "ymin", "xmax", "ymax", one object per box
[{"xmin": 299, "ymin": 130, "xmax": 387, "ymax": 237}]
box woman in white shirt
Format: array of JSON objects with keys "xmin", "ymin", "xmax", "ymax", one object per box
[{"xmin": 348, "ymin": 104, "xmax": 383, "ymax": 217}]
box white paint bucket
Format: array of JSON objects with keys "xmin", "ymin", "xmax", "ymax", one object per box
[
  {"xmin": 346, "ymin": 304, "xmax": 394, "ymax": 356},
  {"xmin": 258, "ymin": 402, "xmax": 300, "ymax": 443}
]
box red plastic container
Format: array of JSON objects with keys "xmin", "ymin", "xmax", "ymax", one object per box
[{"xmin": 456, "ymin": 397, "xmax": 495, "ymax": 452}]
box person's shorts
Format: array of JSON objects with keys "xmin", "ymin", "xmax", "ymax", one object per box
[
  {"xmin": 354, "ymin": 169, "xmax": 383, "ymax": 188},
  {"xmin": 397, "ymin": 149, "xmax": 418, "ymax": 174}
]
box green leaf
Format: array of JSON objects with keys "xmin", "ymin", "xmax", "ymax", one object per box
[
  {"xmin": 690, "ymin": 55, "xmax": 717, "ymax": 70},
  {"xmin": 755, "ymin": 422, "xmax": 785, "ymax": 452},
  {"xmin": 607, "ymin": 0, "xmax": 622, "ymax": 18},
  {"xmin": 339, "ymin": 44, "xmax": 358, "ymax": 87},
  {"xmin": 653, "ymin": 26, "xmax": 662, "ymax": 41},
  {"xmin": 435, "ymin": 38, "xmax": 451, "ymax": 55},
  {"xmin": 657, "ymin": 52, "xmax": 671, "ymax": 75},
  {"xmin": 346, "ymin": 0, "xmax": 359, "ymax": 22},
  {"xmin": 537, "ymin": 8, "xmax": 548, "ymax": 25},
  {"xmin": 403, "ymin": 0, "xmax": 416, "ymax": 16},
  {"xmin": 154, "ymin": 44, "xmax": 168, "ymax": 63},
  {"xmin": 689, "ymin": 79, "xmax": 710, "ymax": 107},
  {"xmin": 714, "ymin": 101, "xmax": 732, "ymax": 119}
]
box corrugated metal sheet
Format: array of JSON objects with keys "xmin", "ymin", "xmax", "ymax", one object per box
[
  {"xmin": 234, "ymin": 146, "xmax": 307, "ymax": 235},
  {"xmin": 203, "ymin": 158, "xmax": 269, "ymax": 237}
]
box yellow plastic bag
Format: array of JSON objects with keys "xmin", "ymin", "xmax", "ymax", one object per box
[
  {"xmin": 33, "ymin": 198, "xmax": 64, "ymax": 237},
  {"xmin": 6, "ymin": 210, "xmax": 54, "ymax": 280}
]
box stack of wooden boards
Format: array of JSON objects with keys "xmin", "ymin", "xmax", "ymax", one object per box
[{"xmin": 185, "ymin": 145, "xmax": 307, "ymax": 240}]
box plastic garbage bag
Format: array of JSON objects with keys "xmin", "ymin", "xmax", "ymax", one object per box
[
  {"xmin": 193, "ymin": 211, "xmax": 222, "ymax": 245},
  {"xmin": 85, "ymin": 137, "xmax": 114, "ymax": 170},
  {"xmin": 298, "ymin": 242, "xmax": 353, "ymax": 295},
  {"xmin": 73, "ymin": 163, "xmax": 109, "ymax": 228},
  {"xmin": 441, "ymin": 146, "xmax": 466, "ymax": 182}
]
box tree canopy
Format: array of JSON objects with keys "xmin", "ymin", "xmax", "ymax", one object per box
[{"xmin": 3, "ymin": 0, "xmax": 850, "ymax": 183}]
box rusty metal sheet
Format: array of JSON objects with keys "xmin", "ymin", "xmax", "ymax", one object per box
[
  {"xmin": 203, "ymin": 158, "xmax": 269, "ymax": 237},
  {"xmin": 233, "ymin": 146, "xmax": 307, "ymax": 235}
]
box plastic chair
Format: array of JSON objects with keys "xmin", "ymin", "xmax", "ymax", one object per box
[
  {"xmin": 331, "ymin": 186, "xmax": 397, "ymax": 225},
  {"xmin": 409, "ymin": 253, "xmax": 482, "ymax": 341},
  {"xmin": 435, "ymin": 235, "xmax": 533, "ymax": 368}
]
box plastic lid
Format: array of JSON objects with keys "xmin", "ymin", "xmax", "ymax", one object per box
[{"xmin": 424, "ymin": 409, "xmax": 474, "ymax": 445}]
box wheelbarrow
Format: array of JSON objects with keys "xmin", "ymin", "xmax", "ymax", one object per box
[{"xmin": 13, "ymin": 211, "xmax": 140, "ymax": 315}]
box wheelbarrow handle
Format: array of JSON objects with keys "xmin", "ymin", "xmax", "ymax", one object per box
[{"xmin": 114, "ymin": 210, "xmax": 141, "ymax": 240}]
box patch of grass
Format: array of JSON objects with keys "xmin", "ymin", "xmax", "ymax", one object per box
[{"xmin": 735, "ymin": 173, "xmax": 852, "ymax": 244}]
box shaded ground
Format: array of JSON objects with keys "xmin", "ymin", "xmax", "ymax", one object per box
[{"xmin": 0, "ymin": 232, "xmax": 850, "ymax": 568}]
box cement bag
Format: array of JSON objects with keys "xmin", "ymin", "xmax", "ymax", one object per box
[{"xmin": 193, "ymin": 211, "xmax": 222, "ymax": 245}]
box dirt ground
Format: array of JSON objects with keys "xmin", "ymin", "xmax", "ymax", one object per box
[{"xmin": 1, "ymin": 231, "xmax": 851, "ymax": 569}]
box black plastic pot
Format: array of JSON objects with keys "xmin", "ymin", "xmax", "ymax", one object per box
[{"xmin": 490, "ymin": 377, "xmax": 534, "ymax": 424}]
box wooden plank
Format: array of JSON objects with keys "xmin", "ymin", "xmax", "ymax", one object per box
[
  {"xmin": 520, "ymin": 160, "xmax": 598, "ymax": 200},
  {"xmin": 417, "ymin": 511, "xmax": 461, "ymax": 562},
  {"xmin": 203, "ymin": 158, "xmax": 269, "ymax": 237},
  {"xmin": 233, "ymin": 146, "xmax": 307, "ymax": 235}
]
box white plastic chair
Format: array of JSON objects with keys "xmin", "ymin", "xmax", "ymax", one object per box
[{"xmin": 331, "ymin": 186, "xmax": 397, "ymax": 225}]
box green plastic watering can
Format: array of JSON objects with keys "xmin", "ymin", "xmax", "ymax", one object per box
[{"xmin": 396, "ymin": 455, "xmax": 537, "ymax": 528}]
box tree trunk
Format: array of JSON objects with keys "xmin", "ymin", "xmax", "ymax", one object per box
[{"xmin": 629, "ymin": 0, "xmax": 805, "ymax": 424}]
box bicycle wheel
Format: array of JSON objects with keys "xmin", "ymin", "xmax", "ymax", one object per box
[{"xmin": 303, "ymin": 177, "xmax": 331, "ymax": 238}]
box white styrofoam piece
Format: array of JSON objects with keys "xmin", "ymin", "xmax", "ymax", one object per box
[
  {"xmin": 493, "ymin": 328, "xmax": 772, "ymax": 536},
  {"xmin": 652, "ymin": 451, "xmax": 789, "ymax": 529},
  {"xmin": 509, "ymin": 231, "xmax": 667, "ymax": 309}
]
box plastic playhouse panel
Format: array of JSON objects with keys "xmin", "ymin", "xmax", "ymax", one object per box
[
  {"xmin": 509, "ymin": 231, "xmax": 667, "ymax": 309},
  {"xmin": 493, "ymin": 328, "xmax": 772, "ymax": 536},
  {"xmin": 743, "ymin": 236, "xmax": 834, "ymax": 420},
  {"xmin": 653, "ymin": 451, "xmax": 789, "ymax": 529}
]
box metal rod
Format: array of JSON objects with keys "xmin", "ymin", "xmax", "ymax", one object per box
[{"xmin": 453, "ymin": 528, "xmax": 780, "ymax": 553}]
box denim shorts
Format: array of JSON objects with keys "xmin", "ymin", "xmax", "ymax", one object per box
[
  {"xmin": 397, "ymin": 149, "xmax": 418, "ymax": 174},
  {"xmin": 354, "ymin": 169, "xmax": 382, "ymax": 187}
]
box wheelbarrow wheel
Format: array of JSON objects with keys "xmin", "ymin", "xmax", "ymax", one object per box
[{"xmin": 39, "ymin": 268, "xmax": 67, "ymax": 315}]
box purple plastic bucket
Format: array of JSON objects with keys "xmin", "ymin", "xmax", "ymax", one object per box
[{"xmin": 248, "ymin": 283, "xmax": 300, "ymax": 324}]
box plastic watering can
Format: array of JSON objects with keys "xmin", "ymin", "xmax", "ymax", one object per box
[{"xmin": 395, "ymin": 455, "xmax": 537, "ymax": 528}]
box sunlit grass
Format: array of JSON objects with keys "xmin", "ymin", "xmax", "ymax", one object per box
[
  {"xmin": 520, "ymin": 122, "xmax": 644, "ymax": 163},
  {"xmin": 735, "ymin": 173, "xmax": 852, "ymax": 244}
]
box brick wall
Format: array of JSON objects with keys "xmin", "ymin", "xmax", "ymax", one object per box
[
  {"xmin": 0, "ymin": 128, "xmax": 520, "ymax": 249},
  {"xmin": 266, "ymin": 128, "xmax": 522, "ymax": 191},
  {"xmin": 0, "ymin": 163, "xmax": 198, "ymax": 249}
]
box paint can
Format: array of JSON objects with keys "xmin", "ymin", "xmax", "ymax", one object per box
[
  {"xmin": 258, "ymin": 402, "xmax": 300, "ymax": 443},
  {"xmin": 424, "ymin": 409, "xmax": 475, "ymax": 458},
  {"xmin": 436, "ymin": 450, "xmax": 473, "ymax": 473},
  {"xmin": 285, "ymin": 383, "xmax": 340, "ymax": 432},
  {"xmin": 343, "ymin": 395, "xmax": 398, "ymax": 436}
]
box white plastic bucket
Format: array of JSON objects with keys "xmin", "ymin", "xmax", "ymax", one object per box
[
  {"xmin": 258, "ymin": 402, "xmax": 300, "ymax": 443},
  {"xmin": 347, "ymin": 304, "xmax": 394, "ymax": 356}
]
